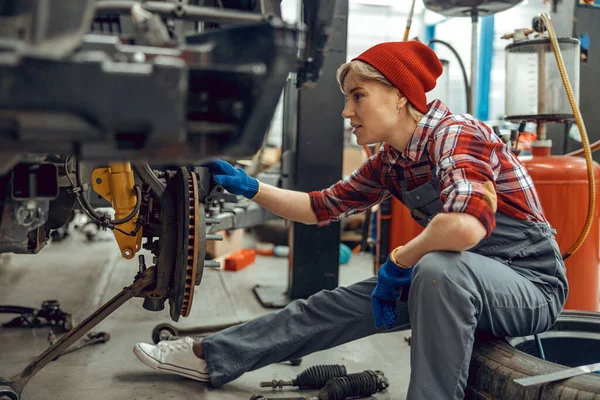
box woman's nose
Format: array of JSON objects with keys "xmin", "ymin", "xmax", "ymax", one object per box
[{"xmin": 342, "ymin": 102, "xmax": 354, "ymax": 119}]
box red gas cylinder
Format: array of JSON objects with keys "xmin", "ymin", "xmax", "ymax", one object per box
[
  {"xmin": 388, "ymin": 199, "xmax": 423, "ymax": 253},
  {"xmin": 522, "ymin": 154, "xmax": 600, "ymax": 312},
  {"xmin": 374, "ymin": 198, "xmax": 423, "ymax": 274},
  {"xmin": 382, "ymin": 154, "xmax": 600, "ymax": 311}
]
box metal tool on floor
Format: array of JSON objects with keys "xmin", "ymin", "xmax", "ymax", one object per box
[
  {"xmin": 52, "ymin": 332, "xmax": 111, "ymax": 359},
  {"xmin": 251, "ymin": 369, "xmax": 389, "ymax": 400},
  {"xmin": 0, "ymin": 300, "xmax": 72, "ymax": 333},
  {"xmin": 513, "ymin": 361, "xmax": 600, "ymax": 387},
  {"xmin": 260, "ymin": 365, "xmax": 347, "ymax": 389},
  {"xmin": 0, "ymin": 267, "xmax": 155, "ymax": 400},
  {"xmin": 47, "ymin": 331, "xmax": 57, "ymax": 346}
]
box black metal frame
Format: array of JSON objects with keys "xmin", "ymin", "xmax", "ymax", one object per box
[{"xmin": 254, "ymin": 0, "xmax": 348, "ymax": 308}]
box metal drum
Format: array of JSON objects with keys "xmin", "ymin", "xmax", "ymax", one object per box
[
  {"xmin": 522, "ymin": 155, "xmax": 600, "ymax": 312},
  {"xmin": 423, "ymin": 0, "xmax": 522, "ymax": 16}
]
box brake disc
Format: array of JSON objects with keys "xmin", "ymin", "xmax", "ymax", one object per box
[{"xmin": 169, "ymin": 167, "xmax": 206, "ymax": 320}]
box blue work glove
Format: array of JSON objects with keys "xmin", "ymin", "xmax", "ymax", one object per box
[
  {"xmin": 372, "ymin": 256, "xmax": 414, "ymax": 330},
  {"xmin": 203, "ymin": 159, "xmax": 259, "ymax": 199}
]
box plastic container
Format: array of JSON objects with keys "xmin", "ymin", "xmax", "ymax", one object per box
[
  {"xmin": 224, "ymin": 249, "xmax": 257, "ymax": 271},
  {"xmin": 339, "ymin": 243, "xmax": 352, "ymax": 265},
  {"xmin": 505, "ymin": 38, "xmax": 580, "ymax": 122}
]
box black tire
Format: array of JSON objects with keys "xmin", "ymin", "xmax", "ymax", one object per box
[
  {"xmin": 0, "ymin": 385, "xmax": 18, "ymax": 400},
  {"xmin": 152, "ymin": 324, "xmax": 177, "ymax": 344},
  {"xmin": 467, "ymin": 310, "xmax": 600, "ymax": 399}
]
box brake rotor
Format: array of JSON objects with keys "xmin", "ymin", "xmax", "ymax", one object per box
[{"xmin": 169, "ymin": 167, "xmax": 206, "ymax": 320}]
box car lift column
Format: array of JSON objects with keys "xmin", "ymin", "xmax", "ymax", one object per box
[
  {"xmin": 288, "ymin": 0, "xmax": 348, "ymax": 300},
  {"xmin": 253, "ymin": 0, "xmax": 348, "ymax": 307}
]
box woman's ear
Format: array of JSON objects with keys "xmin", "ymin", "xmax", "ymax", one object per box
[{"xmin": 396, "ymin": 91, "xmax": 408, "ymax": 108}]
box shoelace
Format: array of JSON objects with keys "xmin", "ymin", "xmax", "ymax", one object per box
[
  {"xmin": 157, "ymin": 339, "xmax": 190, "ymax": 347},
  {"xmin": 158, "ymin": 343, "xmax": 188, "ymax": 353}
]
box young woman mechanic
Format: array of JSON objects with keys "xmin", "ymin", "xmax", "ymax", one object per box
[{"xmin": 134, "ymin": 41, "xmax": 568, "ymax": 399}]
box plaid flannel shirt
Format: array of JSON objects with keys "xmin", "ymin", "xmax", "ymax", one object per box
[{"xmin": 308, "ymin": 100, "xmax": 546, "ymax": 237}]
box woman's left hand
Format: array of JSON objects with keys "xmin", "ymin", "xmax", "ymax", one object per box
[{"xmin": 371, "ymin": 256, "xmax": 413, "ymax": 329}]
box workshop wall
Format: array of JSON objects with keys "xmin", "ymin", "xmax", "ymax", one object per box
[{"xmin": 268, "ymin": 1, "xmax": 556, "ymax": 150}]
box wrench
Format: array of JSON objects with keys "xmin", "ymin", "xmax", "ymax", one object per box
[
  {"xmin": 62, "ymin": 332, "xmax": 110, "ymax": 355},
  {"xmin": 1, "ymin": 267, "xmax": 155, "ymax": 399},
  {"xmin": 50, "ymin": 332, "xmax": 111, "ymax": 360}
]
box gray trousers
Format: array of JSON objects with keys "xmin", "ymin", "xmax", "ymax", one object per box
[{"xmin": 202, "ymin": 222, "xmax": 567, "ymax": 399}]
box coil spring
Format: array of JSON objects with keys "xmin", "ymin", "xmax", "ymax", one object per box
[
  {"xmin": 317, "ymin": 370, "xmax": 389, "ymax": 400},
  {"xmin": 293, "ymin": 365, "xmax": 347, "ymax": 389}
]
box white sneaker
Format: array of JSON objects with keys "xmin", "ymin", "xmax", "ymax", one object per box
[{"xmin": 133, "ymin": 337, "xmax": 210, "ymax": 382}]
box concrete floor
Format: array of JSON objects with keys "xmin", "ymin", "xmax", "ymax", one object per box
[{"xmin": 0, "ymin": 231, "xmax": 411, "ymax": 400}]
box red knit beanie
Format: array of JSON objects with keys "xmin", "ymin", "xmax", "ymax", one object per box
[{"xmin": 352, "ymin": 41, "xmax": 443, "ymax": 114}]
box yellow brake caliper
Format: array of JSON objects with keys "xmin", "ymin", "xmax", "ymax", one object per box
[{"xmin": 92, "ymin": 162, "xmax": 143, "ymax": 259}]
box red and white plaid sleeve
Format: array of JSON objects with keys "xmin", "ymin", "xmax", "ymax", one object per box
[
  {"xmin": 308, "ymin": 153, "xmax": 392, "ymax": 227},
  {"xmin": 431, "ymin": 120, "xmax": 503, "ymax": 237}
]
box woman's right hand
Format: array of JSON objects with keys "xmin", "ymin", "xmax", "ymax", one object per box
[{"xmin": 203, "ymin": 159, "xmax": 260, "ymax": 200}]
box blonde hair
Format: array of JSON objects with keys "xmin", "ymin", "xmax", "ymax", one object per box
[{"xmin": 336, "ymin": 60, "xmax": 425, "ymax": 123}]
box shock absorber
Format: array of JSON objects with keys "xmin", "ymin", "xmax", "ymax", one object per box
[
  {"xmin": 252, "ymin": 369, "xmax": 389, "ymax": 400},
  {"xmin": 260, "ymin": 365, "xmax": 347, "ymax": 389},
  {"xmin": 316, "ymin": 370, "xmax": 389, "ymax": 400}
]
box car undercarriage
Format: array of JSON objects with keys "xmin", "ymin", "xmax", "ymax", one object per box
[{"xmin": 0, "ymin": 1, "xmax": 339, "ymax": 398}]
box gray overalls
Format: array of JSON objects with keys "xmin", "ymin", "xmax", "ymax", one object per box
[{"xmin": 202, "ymin": 174, "xmax": 568, "ymax": 400}]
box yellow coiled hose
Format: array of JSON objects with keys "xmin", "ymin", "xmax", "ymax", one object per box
[{"xmin": 540, "ymin": 13, "xmax": 595, "ymax": 259}]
